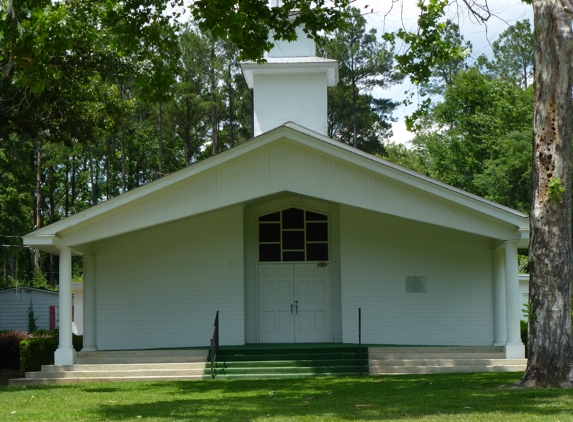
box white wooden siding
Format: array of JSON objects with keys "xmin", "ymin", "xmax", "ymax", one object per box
[
  {"xmin": 244, "ymin": 196, "xmax": 342, "ymax": 343},
  {"xmin": 93, "ymin": 206, "xmax": 244, "ymax": 350},
  {"xmin": 253, "ymin": 73, "xmax": 328, "ymax": 136},
  {"xmin": 340, "ymin": 205, "xmax": 494, "ymax": 346},
  {"xmin": 59, "ymin": 140, "xmax": 519, "ymax": 252},
  {"xmin": 0, "ymin": 288, "xmax": 59, "ymax": 331}
]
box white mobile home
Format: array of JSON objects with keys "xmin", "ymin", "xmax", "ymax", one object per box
[{"xmin": 0, "ymin": 287, "xmax": 59, "ymax": 331}]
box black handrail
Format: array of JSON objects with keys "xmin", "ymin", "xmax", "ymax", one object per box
[
  {"xmin": 358, "ymin": 307, "xmax": 362, "ymax": 375},
  {"xmin": 210, "ymin": 311, "xmax": 219, "ymax": 379}
]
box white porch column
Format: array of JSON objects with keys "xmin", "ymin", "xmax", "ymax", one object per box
[
  {"xmin": 55, "ymin": 247, "xmax": 77, "ymax": 365},
  {"xmin": 492, "ymin": 247, "xmax": 507, "ymax": 346},
  {"xmin": 82, "ymin": 255, "xmax": 97, "ymax": 352},
  {"xmin": 504, "ymin": 240, "xmax": 525, "ymax": 358}
]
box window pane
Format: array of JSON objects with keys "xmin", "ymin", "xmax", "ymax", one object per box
[
  {"xmin": 259, "ymin": 211, "xmax": 280, "ymax": 222},
  {"xmin": 307, "ymin": 243, "xmax": 328, "ymax": 261},
  {"xmin": 283, "ymin": 251, "xmax": 305, "ymax": 261},
  {"xmin": 306, "ymin": 222, "xmax": 328, "ymax": 241},
  {"xmin": 259, "ymin": 223, "xmax": 280, "ymax": 242},
  {"xmin": 282, "ymin": 208, "xmax": 304, "ymax": 229},
  {"xmin": 282, "ymin": 230, "xmax": 304, "ymax": 250},
  {"xmin": 259, "ymin": 244, "xmax": 281, "ymax": 261},
  {"xmin": 306, "ymin": 211, "xmax": 327, "ymax": 221}
]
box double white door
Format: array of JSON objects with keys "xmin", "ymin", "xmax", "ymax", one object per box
[{"xmin": 258, "ymin": 263, "xmax": 331, "ymax": 343}]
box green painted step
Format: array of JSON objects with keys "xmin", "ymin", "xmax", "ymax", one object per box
[
  {"xmin": 210, "ymin": 359, "xmax": 364, "ymax": 368},
  {"xmin": 207, "ymin": 345, "xmax": 368, "ymax": 379},
  {"xmin": 203, "ymin": 372, "xmax": 361, "ymax": 380},
  {"xmin": 213, "ymin": 352, "xmax": 363, "ymax": 362},
  {"xmin": 209, "ymin": 365, "xmax": 364, "ymax": 375},
  {"xmin": 217, "ymin": 345, "xmax": 365, "ymax": 355}
]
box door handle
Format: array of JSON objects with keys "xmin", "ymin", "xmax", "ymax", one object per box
[{"xmin": 295, "ymin": 300, "xmax": 298, "ymax": 315}]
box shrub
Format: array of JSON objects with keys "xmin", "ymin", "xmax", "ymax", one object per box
[
  {"xmin": 28, "ymin": 299, "xmax": 38, "ymax": 333},
  {"xmin": 0, "ymin": 331, "xmax": 30, "ymax": 370},
  {"xmin": 20, "ymin": 335, "xmax": 59, "ymax": 373},
  {"xmin": 520, "ymin": 320, "xmax": 528, "ymax": 358},
  {"xmin": 73, "ymin": 334, "xmax": 83, "ymax": 352},
  {"xmin": 19, "ymin": 332, "xmax": 83, "ymax": 373}
]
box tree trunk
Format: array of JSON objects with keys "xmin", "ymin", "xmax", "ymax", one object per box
[
  {"xmin": 120, "ymin": 85, "xmax": 126, "ymax": 193},
  {"xmin": 210, "ymin": 43, "xmax": 219, "ymax": 155},
  {"xmin": 106, "ymin": 136, "xmax": 112, "ymax": 200},
  {"xmin": 184, "ymin": 98, "xmax": 192, "ymax": 166},
  {"xmin": 158, "ymin": 102, "xmax": 163, "ymax": 178},
  {"xmin": 228, "ymin": 60, "xmax": 235, "ymax": 148},
  {"xmin": 88, "ymin": 150, "xmax": 96, "ymax": 206},
  {"xmin": 517, "ymin": 0, "xmax": 573, "ymax": 388},
  {"xmin": 48, "ymin": 166, "xmax": 55, "ymax": 224},
  {"xmin": 352, "ymin": 75, "xmax": 358, "ymax": 148},
  {"xmin": 48, "ymin": 163, "xmax": 56, "ymax": 285},
  {"xmin": 34, "ymin": 138, "xmax": 42, "ymax": 270},
  {"xmin": 65, "ymin": 160, "xmax": 69, "ymax": 218},
  {"xmin": 71, "ymin": 155, "xmax": 76, "ymax": 211}
]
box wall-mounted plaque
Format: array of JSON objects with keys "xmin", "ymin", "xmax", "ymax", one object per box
[{"xmin": 406, "ymin": 276, "xmax": 427, "ymax": 293}]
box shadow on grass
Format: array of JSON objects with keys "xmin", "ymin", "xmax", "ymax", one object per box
[
  {"xmin": 2, "ymin": 373, "xmax": 573, "ymax": 420},
  {"xmin": 84, "ymin": 373, "xmax": 573, "ymax": 421}
]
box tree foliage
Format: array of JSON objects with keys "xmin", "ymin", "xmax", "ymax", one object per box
[
  {"xmin": 0, "ymin": 2, "xmax": 250, "ymax": 284},
  {"xmin": 319, "ymin": 7, "xmax": 400, "ymax": 154},
  {"xmin": 409, "ymin": 66, "xmax": 533, "ymax": 213},
  {"xmin": 191, "ymin": 0, "xmax": 350, "ymax": 61},
  {"xmin": 479, "ymin": 19, "xmax": 535, "ymax": 89}
]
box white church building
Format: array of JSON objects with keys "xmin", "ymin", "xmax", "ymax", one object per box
[{"xmin": 23, "ymin": 25, "xmax": 528, "ymax": 366}]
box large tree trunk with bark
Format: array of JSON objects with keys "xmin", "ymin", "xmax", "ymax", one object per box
[{"xmin": 518, "ymin": 0, "xmax": 573, "ymax": 388}]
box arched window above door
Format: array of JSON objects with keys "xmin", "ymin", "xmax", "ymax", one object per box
[{"xmin": 258, "ymin": 207, "xmax": 329, "ymax": 262}]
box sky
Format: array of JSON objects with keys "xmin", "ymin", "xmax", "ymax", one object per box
[{"xmin": 355, "ymin": 0, "xmax": 534, "ymax": 145}]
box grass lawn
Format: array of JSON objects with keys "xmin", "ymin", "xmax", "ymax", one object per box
[{"xmin": 1, "ymin": 373, "xmax": 573, "ymax": 421}]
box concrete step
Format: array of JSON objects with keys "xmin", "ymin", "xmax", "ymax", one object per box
[
  {"xmin": 77, "ymin": 349, "xmax": 207, "ymax": 358},
  {"xmin": 369, "ymin": 358, "xmax": 526, "ymax": 367},
  {"xmin": 41, "ymin": 362, "xmax": 206, "ymax": 372},
  {"xmin": 75, "ymin": 349, "xmax": 208, "ymax": 364},
  {"xmin": 369, "ymin": 353, "xmax": 506, "ymax": 360},
  {"xmin": 76, "ymin": 356, "xmax": 207, "ymax": 364},
  {"xmin": 368, "ymin": 346, "xmax": 506, "ymax": 361},
  {"xmin": 10, "ymin": 375, "xmax": 204, "ymax": 386},
  {"xmin": 9, "ymin": 350, "xmax": 210, "ymax": 386},
  {"xmin": 25, "ymin": 368, "xmax": 206, "ymax": 379},
  {"xmin": 369, "ymin": 364, "xmax": 526, "ymax": 375},
  {"xmin": 368, "ymin": 346, "xmax": 504, "ymax": 354}
]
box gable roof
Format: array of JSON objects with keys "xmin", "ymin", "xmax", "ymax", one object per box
[
  {"xmin": 0, "ymin": 287, "xmax": 59, "ymax": 295},
  {"xmin": 23, "ymin": 122, "xmax": 529, "ymax": 255}
]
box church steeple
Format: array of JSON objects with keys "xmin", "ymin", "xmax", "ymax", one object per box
[{"xmin": 240, "ymin": 14, "xmax": 338, "ymax": 137}]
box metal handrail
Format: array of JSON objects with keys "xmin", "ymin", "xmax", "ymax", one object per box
[
  {"xmin": 358, "ymin": 307, "xmax": 362, "ymax": 375},
  {"xmin": 210, "ymin": 311, "xmax": 219, "ymax": 379}
]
